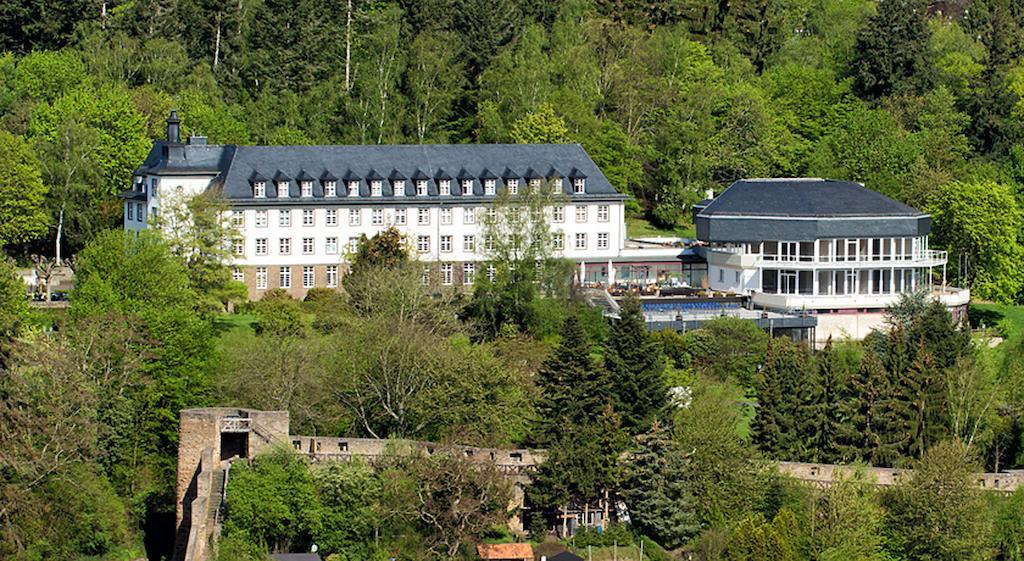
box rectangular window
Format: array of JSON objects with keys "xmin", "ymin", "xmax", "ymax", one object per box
[
  {"xmin": 277, "ymin": 181, "xmax": 289, "ymax": 198},
  {"xmin": 137, "ymin": 203, "xmax": 145, "ymax": 222},
  {"xmin": 348, "ymin": 181, "xmax": 359, "ymax": 197},
  {"xmin": 279, "ymin": 238, "xmax": 291, "ymax": 255},
  {"xmin": 417, "ymin": 235, "xmax": 430, "ymax": 253},
  {"xmin": 463, "ymin": 235, "xmax": 475, "ymax": 252},
  {"xmin": 256, "ymin": 266, "xmax": 268, "ymax": 289},
  {"xmin": 485, "ymin": 235, "xmax": 494, "ymax": 252},
  {"xmin": 232, "ymin": 210, "xmax": 244, "ymax": 227},
  {"xmin": 349, "ymin": 209, "xmax": 361, "ymax": 226},
  {"xmin": 575, "ymin": 205, "xmax": 588, "ymax": 222},
  {"xmin": 326, "ymin": 209, "xmax": 337, "ymax": 226},
  {"xmin": 348, "ymin": 237, "xmax": 359, "ymax": 253},
  {"xmin": 326, "ymin": 265, "xmax": 338, "ymax": 288},
  {"xmin": 441, "ymin": 263, "xmax": 453, "ymax": 285},
  {"xmin": 463, "ymin": 263, "xmax": 475, "ymax": 285},
  {"xmin": 461, "ymin": 179, "xmax": 473, "ymax": 195},
  {"xmin": 302, "ymin": 209, "xmax": 314, "ymax": 226},
  {"xmin": 487, "ymin": 265, "xmax": 497, "ymax": 282},
  {"xmin": 127, "ymin": 203, "xmax": 134, "ymax": 220},
  {"xmin": 232, "ymin": 267, "xmax": 244, "ymax": 282},
  {"xmin": 484, "ymin": 179, "xmax": 496, "ymax": 195},
  {"xmin": 529, "ymin": 178, "xmax": 541, "ymax": 192},
  {"xmin": 371, "ymin": 208, "xmax": 384, "ymax": 225},
  {"xmin": 575, "ymin": 233, "xmax": 587, "ymax": 250},
  {"xmin": 301, "ymin": 181, "xmax": 312, "ymax": 198},
  {"xmin": 254, "ymin": 181, "xmax": 266, "ymax": 198},
  {"xmin": 324, "ymin": 181, "xmax": 336, "ymax": 197},
  {"xmin": 553, "ymin": 206, "xmax": 564, "ymax": 222},
  {"xmin": 279, "ymin": 210, "xmax": 291, "ymax": 227},
  {"xmin": 279, "ymin": 266, "xmax": 291, "ymax": 288},
  {"xmin": 302, "ymin": 237, "xmax": 314, "ymax": 254},
  {"xmin": 440, "ymin": 208, "xmax": 452, "ymax": 225},
  {"xmin": 418, "ymin": 208, "xmax": 430, "ymax": 225},
  {"xmin": 303, "ymin": 266, "xmax": 315, "ymax": 288},
  {"xmin": 416, "ymin": 180, "xmax": 428, "ymax": 196},
  {"xmin": 552, "ymin": 178, "xmax": 563, "ymax": 194},
  {"xmin": 371, "ymin": 180, "xmax": 382, "ymax": 197},
  {"xmin": 464, "ymin": 208, "xmax": 476, "ymax": 224},
  {"xmin": 256, "ymin": 210, "xmax": 268, "ymax": 227},
  {"xmin": 553, "ymin": 232, "xmax": 564, "ymax": 250},
  {"xmin": 421, "ymin": 266, "xmax": 430, "ymax": 285},
  {"xmin": 440, "ymin": 235, "xmax": 452, "ymax": 253},
  {"xmin": 507, "ymin": 179, "xmax": 518, "ymax": 195},
  {"xmin": 393, "ymin": 180, "xmax": 405, "ymax": 197},
  {"xmin": 573, "ymin": 177, "xmax": 585, "ymax": 194},
  {"xmin": 597, "ymin": 232, "xmax": 609, "ymax": 249},
  {"xmin": 325, "ymin": 237, "xmax": 338, "ymax": 254},
  {"xmin": 597, "ymin": 205, "xmax": 609, "ymax": 222},
  {"xmin": 439, "ymin": 179, "xmax": 451, "ymax": 196},
  {"xmin": 232, "ymin": 238, "xmax": 245, "ymax": 256},
  {"xmin": 255, "ymin": 238, "xmax": 268, "ymax": 256},
  {"xmin": 395, "ymin": 208, "xmax": 407, "ymax": 225}
]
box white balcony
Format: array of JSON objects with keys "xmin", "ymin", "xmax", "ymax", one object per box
[
  {"xmin": 708, "ymin": 248, "xmax": 948, "ymax": 270},
  {"xmin": 752, "ymin": 285, "xmax": 969, "ymax": 311}
]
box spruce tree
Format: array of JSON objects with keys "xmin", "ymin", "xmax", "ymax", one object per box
[
  {"xmin": 604, "ymin": 294, "xmax": 668, "ymax": 434},
  {"xmin": 620, "ymin": 422, "xmax": 700, "ymax": 549},
  {"xmin": 533, "ymin": 314, "xmax": 609, "ymax": 445},
  {"xmin": 804, "ymin": 338, "xmax": 844, "ymax": 463},
  {"xmin": 837, "ymin": 350, "xmax": 902, "ymax": 466},
  {"xmin": 902, "ymin": 345, "xmax": 948, "ymax": 460},
  {"xmin": 751, "ymin": 338, "xmax": 804, "ymax": 458}
]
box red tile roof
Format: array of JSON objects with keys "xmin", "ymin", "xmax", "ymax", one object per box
[{"xmin": 477, "ymin": 543, "xmax": 534, "ymax": 560}]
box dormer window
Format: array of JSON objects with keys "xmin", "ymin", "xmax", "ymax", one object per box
[
  {"xmin": 254, "ymin": 181, "xmax": 266, "ymax": 198},
  {"xmin": 301, "ymin": 181, "xmax": 313, "ymax": 198},
  {"xmin": 484, "ymin": 179, "xmax": 496, "ymax": 196},
  {"xmin": 507, "ymin": 179, "xmax": 518, "ymax": 195},
  {"xmin": 552, "ymin": 178, "xmax": 563, "ymax": 194},
  {"xmin": 324, "ymin": 181, "xmax": 336, "ymax": 197},
  {"xmin": 348, "ymin": 181, "xmax": 359, "ymax": 197},
  {"xmin": 439, "ymin": 179, "xmax": 451, "ymax": 196},
  {"xmin": 394, "ymin": 180, "xmax": 405, "ymax": 197},
  {"xmin": 573, "ymin": 177, "xmax": 585, "ymax": 194},
  {"xmin": 530, "ymin": 178, "xmax": 541, "ymax": 192},
  {"xmin": 277, "ymin": 181, "xmax": 289, "ymax": 198},
  {"xmin": 461, "ymin": 179, "xmax": 472, "ymax": 195},
  {"xmin": 416, "ymin": 180, "xmax": 428, "ymax": 197},
  {"xmin": 371, "ymin": 180, "xmax": 382, "ymax": 197}
]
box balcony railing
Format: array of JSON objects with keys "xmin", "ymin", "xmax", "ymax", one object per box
[{"xmin": 710, "ymin": 249, "xmax": 948, "ymax": 269}]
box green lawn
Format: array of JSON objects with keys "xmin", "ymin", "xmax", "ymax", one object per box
[
  {"xmin": 970, "ymin": 302, "xmax": 1024, "ymax": 341},
  {"xmin": 626, "ymin": 216, "xmax": 696, "ymax": 239},
  {"xmin": 213, "ymin": 312, "xmax": 257, "ymax": 335}
]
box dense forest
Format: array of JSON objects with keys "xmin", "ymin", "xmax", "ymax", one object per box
[
  {"xmin": 0, "ymin": 0, "xmax": 1023, "ymax": 300},
  {"xmin": 4, "ymin": 0, "xmax": 1024, "ymax": 560}
]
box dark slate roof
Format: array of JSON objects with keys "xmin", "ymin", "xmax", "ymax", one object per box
[
  {"xmin": 550, "ymin": 552, "xmax": 585, "ymax": 561},
  {"xmin": 695, "ymin": 178, "xmax": 931, "ymax": 242},
  {"xmin": 249, "ymin": 170, "xmax": 267, "ymax": 183},
  {"xmin": 569, "ymin": 167, "xmax": 586, "ymax": 178},
  {"xmin": 699, "ymin": 178, "xmax": 925, "ymax": 218},
  {"xmin": 366, "ymin": 168, "xmax": 385, "ymax": 181},
  {"xmin": 501, "ymin": 166, "xmax": 520, "ymax": 179},
  {"xmin": 295, "ymin": 169, "xmax": 315, "ymax": 181},
  {"xmin": 524, "ymin": 167, "xmax": 543, "ymax": 179},
  {"xmin": 434, "ymin": 168, "xmax": 452, "ymax": 180},
  {"xmin": 135, "ymin": 143, "xmax": 623, "ymax": 202},
  {"xmin": 272, "ymin": 170, "xmax": 291, "ymax": 182}
]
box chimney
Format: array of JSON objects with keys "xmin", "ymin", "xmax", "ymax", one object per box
[
  {"xmin": 166, "ymin": 110, "xmax": 181, "ymax": 144},
  {"xmin": 705, "ymin": 188, "xmax": 714, "ymax": 200}
]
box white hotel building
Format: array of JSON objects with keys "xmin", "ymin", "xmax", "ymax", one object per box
[{"xmin": 123, "ymin": 112, "xmax": 630, "ymax": 299}]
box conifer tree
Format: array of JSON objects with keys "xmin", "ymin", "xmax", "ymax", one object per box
[
  {"xmin": 804, "ymin": 338, "xmax": 844, "ymax": 463},
  {"xmin": 604, "ymin": 294, "xmax": 668, "ymax": 434},
  {"xmin": 837, "ymin": 350, "xmax": 903, "ymax": 466},
  {"xmin": 851, "ymin": 0, "xmax": 934, "ymax": 98},
  {"xmin": 752, "ymin": 338, "xmax": 806, "ymax": 458},
  {"xmin": 621, "ymin": 422, "xmax": 700, "ymax": 549},
  {"xmin": 533, "ymin": 314, "xmax": 610, "ymax": 445},
  {"xmin": 902, "ymin": 345, "xmax": 948, "ymax": 459}
]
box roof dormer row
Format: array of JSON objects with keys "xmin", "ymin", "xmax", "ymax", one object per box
[{"xmin": 248, "ymin": 166, "xmax": 588, "ymax": 199}]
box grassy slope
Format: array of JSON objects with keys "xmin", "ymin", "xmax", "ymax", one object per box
[{"xmin": 625, "ymin": 216, "xmax": 696, "ymax": 239}]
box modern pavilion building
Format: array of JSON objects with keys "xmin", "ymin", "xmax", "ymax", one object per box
[{"xmin": 695, "ymin": 178, "xmax": 970, "ymax": 343}]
